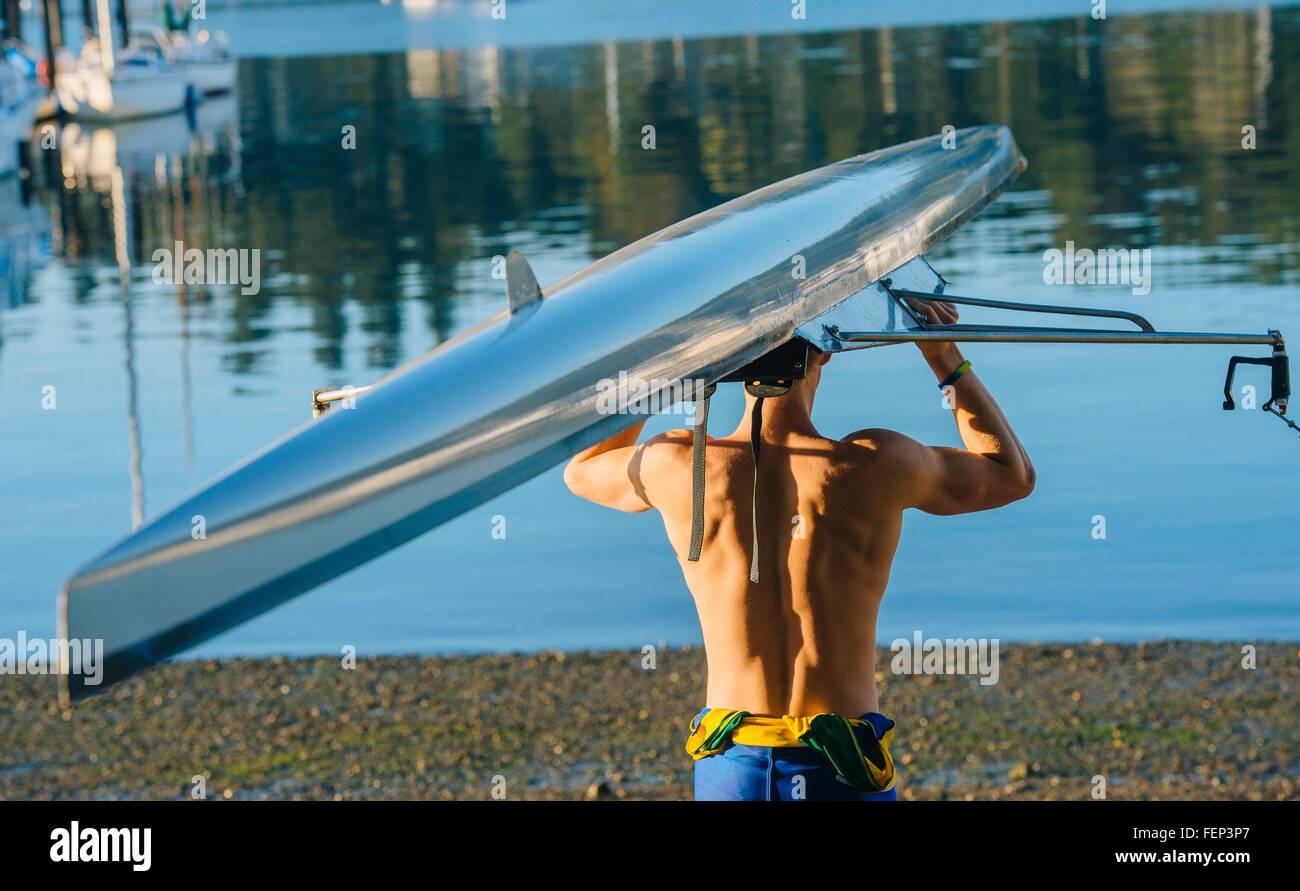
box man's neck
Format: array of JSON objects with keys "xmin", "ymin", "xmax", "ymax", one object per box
[{"xmin": 733, "ymin": 387, "xmax": 819, "ymax": 440}]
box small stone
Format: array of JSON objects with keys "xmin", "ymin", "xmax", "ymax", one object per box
[{"xmin": 585, "ymin": 781, "xmax": 616, "ymax": 800}]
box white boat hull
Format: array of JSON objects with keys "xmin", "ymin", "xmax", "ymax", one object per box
[
  {"xmin": 181, "ymin": 59, "xmax": 236, "ymax": 94},
  {"xmin": 56, "ymin": 68, "xmax": 190, "ymax": 122}
]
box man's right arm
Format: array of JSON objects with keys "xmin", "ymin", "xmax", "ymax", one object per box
[{"xmin": 846, "ymin": 343, "xmax": 1036, "ymax": 515}]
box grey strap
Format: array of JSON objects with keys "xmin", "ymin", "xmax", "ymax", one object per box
[
  {"xmin": 749, "ymin": 396, "xmax": 764, "ymax": 583},
  {"xmin": 687, "ymin": 388, "xmax": 713, "ymax": 562}
]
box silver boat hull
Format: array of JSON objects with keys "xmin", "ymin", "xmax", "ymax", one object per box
[{"xmin": 58, "ymin": 125, "xmax": 1026, "ymax": 702}]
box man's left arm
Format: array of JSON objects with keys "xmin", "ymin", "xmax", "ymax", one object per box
[{"xmin": 562, "ymin": 419, "xmax": 654, "ymax": 512}]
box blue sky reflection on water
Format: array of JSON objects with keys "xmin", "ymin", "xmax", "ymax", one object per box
[{"xmin": 2, "ymin": 2, "xmax": 1298, "ymax": 656}]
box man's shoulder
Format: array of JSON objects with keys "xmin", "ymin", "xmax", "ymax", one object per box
[
  {"xmin": 831, "ymin": 429, "xmax": 926, "ymax": 504},
  {"xmin": 839, "ymin": 427, "xmax": 919, "ymax": 456},
  {"xmin": 625, "ymin": 428, "xmax": 700, "ymax": 509},
  {"xmin": 642, "ymin": 427, "xmax": 697, "ymax": 453},
  {"xmin": 634, "ymin": 428, "xmax": 697, "ymax": 474}
]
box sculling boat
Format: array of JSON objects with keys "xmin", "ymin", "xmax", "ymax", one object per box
[{"xmin": 58, "ymin": 125, "xmax": 1290, "ymax": 703}]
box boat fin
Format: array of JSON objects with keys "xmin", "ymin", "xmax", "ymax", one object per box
[{"xmin": 506, "ymin": 251, "xmax": 543, "ymax": 313}]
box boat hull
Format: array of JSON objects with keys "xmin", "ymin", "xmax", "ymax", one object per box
[
  {"xmin": 180, "ymin": 59, "xmax": 236, "ymax": 94},
  {"xmin": 56, "ymin": 69, "xmax": 190, "ymax": 122},
  {"xmin": 59, "ymin": 125, "xmax": 1026, "ymax": 701}
]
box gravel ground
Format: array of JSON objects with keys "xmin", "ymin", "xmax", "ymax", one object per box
[{"xmin": 1, "ymin": 642, "xmax": 1295, "ymax": 800}]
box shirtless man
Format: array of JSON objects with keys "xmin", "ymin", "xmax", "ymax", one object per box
[{"xmin": 563, "ymin": 301, "xmax": 1035, "ymax": 800}]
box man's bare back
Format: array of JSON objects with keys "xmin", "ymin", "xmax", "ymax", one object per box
[
  {"xmin": 633, "ymin": 424, "xmax": 906, "ymax": 717},
  {"xmin": 564, "ymin": 301, "xmax": 1036, "ymax": 730}
]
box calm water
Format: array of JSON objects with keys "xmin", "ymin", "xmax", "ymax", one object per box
[{"xmin": 2, "ymin": 2, "xmax": 1299, "ymax": 658}]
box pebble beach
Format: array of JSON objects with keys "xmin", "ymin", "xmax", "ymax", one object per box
[{"xmin": 1, "ymin": 642, "xmax": 1295, "ymax": 801}]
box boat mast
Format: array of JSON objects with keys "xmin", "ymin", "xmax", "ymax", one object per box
[
  {"xmin": 114, "ymin": 0, "xmax": 127, "ymax": 49},
  {"xmin": 94, "ymin": 0, "xmax": 114, "ymax": 76},
  {"xmin": 1, "ymin": 0, "xmax": 24, "ymax": 41},
  {"xmin": 39, "ymin": 0, "xmax": 64, "ymax": 86}
]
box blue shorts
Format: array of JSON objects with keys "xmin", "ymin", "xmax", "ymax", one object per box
[{"xmin": 692, "ymin": 711, "xmax": 899, "ymax": 801}]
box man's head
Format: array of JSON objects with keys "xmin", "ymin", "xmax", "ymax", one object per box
[
  {"xmin": 724, "ymin": 339, "xmax": 828, "ymax": 391},
  {"xmin": 802, "ymin": 344, "xmax": 831, "ymax": 390},
  {"xmin": 729, "ymin": 339, "xmax": 831, "ymax": 422},
  {"xmin": 783, "ymin": 345, "xmax": 830, "ymax": 415}
]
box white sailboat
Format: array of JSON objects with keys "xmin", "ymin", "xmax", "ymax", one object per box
[
  {"xmin": 168, "ymin": 29, "xmax": 236, "ymax": 95},
  {"xmin": 55, "ymin": 0, "xmax": 191, "ymax": 122},
  {"xmin": 131, "ymin": 25, "xmax": 236, "ymax": 96}
]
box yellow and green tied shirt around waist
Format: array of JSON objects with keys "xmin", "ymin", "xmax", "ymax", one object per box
[{"xmin": 686, "ymin": 708, "xmax": 899, "ymax": 801}]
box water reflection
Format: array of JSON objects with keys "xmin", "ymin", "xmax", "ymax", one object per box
[
  {"xmin": 4, "ymin": 4, "xmax": 1299, "ymax": 647},
  {"xmin": 0, "ymin": 179, "xmax": 48, "ymax": 311},
  {"xmin": 24, "ymin": 7, "xmax": 1298, "ymax": 373}
]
